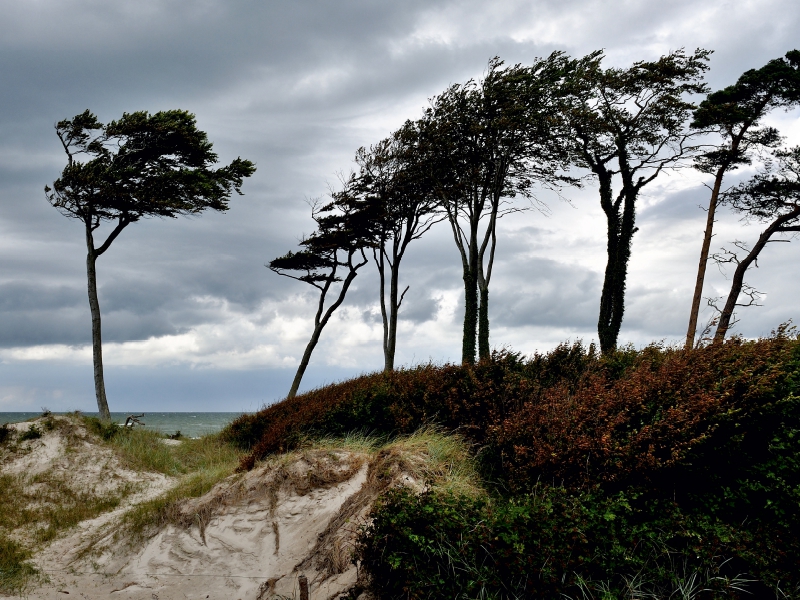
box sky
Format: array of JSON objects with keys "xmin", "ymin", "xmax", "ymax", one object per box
[{"xmin": 1, "ymin": 0, "xmax": 799, "ymax": 413}]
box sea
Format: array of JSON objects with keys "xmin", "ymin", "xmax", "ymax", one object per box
[{"xmin": 0, "ymin": 412, "xmax": 243, "ymax": 438}]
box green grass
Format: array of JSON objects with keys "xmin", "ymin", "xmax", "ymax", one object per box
[
  {"xmin": 0, "ymin": 413, "xmax": 245, "ymax": 590},
  {"xmin": 0, "ymin": 532, "xmax": 39, "ymax": 596},
  {"xmin": 76, "ymin": 423, "xmax": 245, "ymax": 554},
  {"xmin": 0, "ymin": 471, "xmax": 133, "ymax": 545}
]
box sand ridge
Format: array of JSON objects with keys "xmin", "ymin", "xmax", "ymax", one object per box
[{"xmin": 1, "ymin": 419, "xmax": 433, "ymax": 600}]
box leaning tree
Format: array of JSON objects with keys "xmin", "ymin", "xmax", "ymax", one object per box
[
  {"xmin": 422, "ymin": 54, "xmax": 577, "ymax": 364},
  {"xmin": 352, "ymin": 123, "xmax": 442, "ymax": 372},
  {"xmin": 564, "ymin": 48, "xmax": 710, "ymax": 353},
  {"xmin": 46, "ymin": 110, "xmax": 255, "ymax": 420},
  {"xmin": 684, "ymin": 50, "xmax": 800, "ymax": 348},
  {"xmin": 269, "ymin": 195, "xmax": 377, "ymax": 398},
  {"xmin": 712, "ymin": 147, "xmax": 800, "ymax": 343}
]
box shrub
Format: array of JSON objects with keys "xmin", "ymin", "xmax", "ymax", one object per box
[
  {"xmin": 83, "ymin": 416, "xmax": 120, "ymax": 440},
  {"xmin": 19, "ymin": 424, "xmax": 41, "ymax": 442},
  {"xmin": 360, "ymin": 486, "xmax": 760, "ymax": 600},
  {"xmin": 0, "ymin": 424, "xmax": 12, "ymax": 445},
  {"xmin": 230, "ymin": 335, "xmax": 800, "ymax": 493}
]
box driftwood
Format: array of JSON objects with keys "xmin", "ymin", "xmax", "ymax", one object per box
[{"xmin": 124, "ymin": 414, "xmax": 145, "ymax": 428}]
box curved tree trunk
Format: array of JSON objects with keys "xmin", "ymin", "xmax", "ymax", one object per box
[
  {"xmin": 85, "ymin": 224, "xmax": 110, "ymax": 421},
  {"xmin": 714, "ymin": 213, "xmax": 797, "ymax": 343},
  {"xmin": 286, "ymin": 252, "xmax": 366, "ymax": 399},
  {"xmin": 287, "ymin": 323, "xmax": 324, "ymax": 400}
]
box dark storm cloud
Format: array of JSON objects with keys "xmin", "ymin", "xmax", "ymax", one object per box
[{"xmin": 2, "ymin": 0, "xmax": 799, "ymax": 410}]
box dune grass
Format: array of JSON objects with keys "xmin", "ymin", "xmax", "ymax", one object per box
[
  {"xmin": 82, "ymin": 416, "xmax": 242, "ymax": 477},
  {"xmin": 76, "ymin": 423, "xmax": 245, "ymax": 556},
  {"xmin": 0, "ymin": 532, "xmax": 38, "ymax": 596}
]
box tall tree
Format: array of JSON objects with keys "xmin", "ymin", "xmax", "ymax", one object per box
[
  {"xmin": 269, "ymin": 196, "xmax": 374, "ymax": 398},
  {"xmin": 46, "ymin": 110, "xmax": 255, "ymax": 420},
  {"xmin": 353, "ymin": 124, "xmax": 441, "ymax": 372},
  {"xmin": 565, "ymin": 49, "xmax": 710, "ymax": 353},
  {"xmin": 684, "ymin": 50, "xmax": 800, "ymax": 349},
  {"xmin": 712, "ymin": 147, "xmax": 800, "ymax": 343},
  {"xmin": 422, "ymin": 55, "xmax": 576, "ymax": 364}
]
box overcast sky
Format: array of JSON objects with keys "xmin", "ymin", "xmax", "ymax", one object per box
[{"xmin": 1, "ymin": 0, "xmax": 799, "ymax": 413}]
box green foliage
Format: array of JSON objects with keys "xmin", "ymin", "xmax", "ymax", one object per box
[
  {"xmin": 83, "ymin": 415, "xmax": 120, "ymax": 440},
  {"xmin": 361, "ymin": 487, "xmax": 765, "ymax": 599},
  {"xmin": 0, "ymin": 424, "xmax": 12, "ymax": 445},
  {"xmin": 0, "ymin": 532, "xmax": 38, "ymax": 595},
  {"xmin": 19, "ymin": 424, "xmax": 42, "ymax": 441},
  {"xmin": 230, "ymin": 332, "xmax": 800, "ymax": 596}
]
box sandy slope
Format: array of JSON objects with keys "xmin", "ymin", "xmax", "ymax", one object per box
[{"xmin": 1, "ymin": 419, "xmax": 422, "ymax": 600}]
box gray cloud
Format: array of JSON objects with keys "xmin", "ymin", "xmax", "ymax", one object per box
[{"xmin": 1, "ymin": 0, "xmax": 799, "ymax": 409}]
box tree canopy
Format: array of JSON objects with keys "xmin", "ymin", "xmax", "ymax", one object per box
[
  {"xmin": 46, "ymin": 109, "xmax": 255, "ymax": 419},
  {"xmin": 564, "ymin": 48, "xmax": 711, "ymax": 353}
]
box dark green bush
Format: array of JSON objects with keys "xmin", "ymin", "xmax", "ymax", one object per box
[
  {"xmin": 83, "ymin": 416, "xmax": 119, "ymax": 440},
  {"xmin": 0, "ymin": 424, "xmax": 12, "ymax": 445},
  {"xmin": 360, "ymin": 487, "xmax": 759, "ymax": 599},
  {"xmin": 19, "ymin": 424, "xmax": 41, "ymax": 442}
]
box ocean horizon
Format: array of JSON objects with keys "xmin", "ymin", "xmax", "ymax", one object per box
[{"xmin": 0, "ymin": 411, "xmax": 243, "ymax": 438}]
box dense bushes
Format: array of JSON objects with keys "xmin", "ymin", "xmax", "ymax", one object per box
[
  {"xmin": 229, "ymin": 332, "xmax": 799, "ymax": 491},
  {"xmin": 225, "ymin": 330, "xmax": 800, "ymax": 597},
  {"xmin": 361, "ymin": 487, "xmax": 755, "ymax": 599}
]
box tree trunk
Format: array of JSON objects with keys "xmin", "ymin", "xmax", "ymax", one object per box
[
  {"xmin": 713, "ymin": 214, "xmax": 796, "ymax": 343},
  {"xmin": 85, "ymin": 224, "xmax": 111, "ymax": 421},
  {"xmin": 685, "ymin": 165, "xmax": 728, "ymax": 349},
  {"xmin": 478, "ymin": 285, "xmax": 489, "ymax": 360},
  {"xmin": 597, "ymin": 159, "xmax": 637, "ymax": 354},
  {"xmin": 287, "ymin": 322, "xmax": 325, "ymax": 399},
  {"xmin": 286, "ymin": 252, "xmax": 366, "ymax": 399},
  {"xmin": 462, "ymin": 265, "xmax": 478, "ymax": 364},
  {"xmin": 386, "ymin": 259, "xmax": 400, "ymax": 371},
  {"xmin": 597, "ymin": 173, "xmax": 620, "ymax": 354},
  {"xmin": 376, "ymin": 249, "xmax": 391, "ymax": 371}
]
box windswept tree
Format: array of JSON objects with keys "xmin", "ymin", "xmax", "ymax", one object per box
[
  {"xmin": 352, "ymin": 123, "xmax": 442, "ymax": 372},
  {"xmin": 685, "ymin": 50, "xmax": 800, "ymax": 349},
  {"xmin": 422, "ymin": 54, "xmax": 578, "ymax": 364},
  {"xmin": 564, "ymin": 48, "xmax": 710, "ymax": 353},
  {"xmin": 46, "ymin": 110, "xmax": 255, "ymax": 420},
  {"xmin": 269, "ymin": 197, "xmax": 376, "ymax": 398},
  {"xmin": 711, "ymin": 147, "xmax": 800, "ymax": 342}
]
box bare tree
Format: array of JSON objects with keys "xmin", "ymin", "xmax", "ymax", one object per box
[
  {"xmin": 713, "ymin": 147, "xmax": 800, "ymax": 342},
  {"xmin": 685, "ymin": 50, "xmax": 800, "ymax": 349}
]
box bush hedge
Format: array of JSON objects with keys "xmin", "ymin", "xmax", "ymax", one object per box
[{"xmin": 224, "ymin": 329, "xmax": 800, "ymax": 597}]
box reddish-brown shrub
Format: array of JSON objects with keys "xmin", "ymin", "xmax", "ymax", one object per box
[{"xmin": 227, "ymin": 333, "xmax": 800, "ymax": 492}]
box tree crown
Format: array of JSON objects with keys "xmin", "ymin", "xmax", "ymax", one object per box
[
  {"xmin": 692, "ymin": 50, "xmax": 800, "ymax": 173},
  {"xmin": 46, "ymin": 109, "xmax": 256, "ymax": 227}
]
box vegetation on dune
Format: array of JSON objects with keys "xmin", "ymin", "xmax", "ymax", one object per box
[
  {"xmin": 225, "ymin": 329, "xmax": 800, "ymax": 598},
  {"xmin": 0, "ymin": 413, "xmax": 245, "ymax": 593}
]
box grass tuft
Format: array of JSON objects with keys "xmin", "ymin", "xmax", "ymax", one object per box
[{"xmin": 0, "ymin": 532, "xmax": 39, "ymax": 595}]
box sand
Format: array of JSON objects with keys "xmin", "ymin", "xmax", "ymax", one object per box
[{"xmin": 0, "ymin": 418, "xmax": 423, "ymax": 600}]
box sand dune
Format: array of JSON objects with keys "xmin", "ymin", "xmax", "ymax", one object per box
[{"xmin": 1, "ymin": 418, "xmax": 427, "ymax": 600}]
